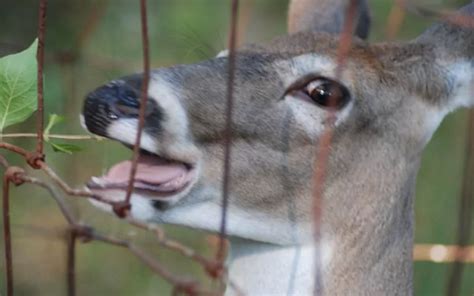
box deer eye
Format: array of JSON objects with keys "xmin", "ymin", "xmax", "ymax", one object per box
[{"xmin": 303, "ymin": 78, "xmax": 350, "ymax": 109}]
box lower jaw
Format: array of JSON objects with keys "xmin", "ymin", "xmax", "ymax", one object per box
[
  {"xmin": 87, "ymin": 167, "xmax": 198, "ymax": 201},
  {"xmin": 87, "ymin": 182, "xmax": 191, "ymax": 202}
]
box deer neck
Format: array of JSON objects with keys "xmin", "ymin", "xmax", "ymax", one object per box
[
  {"xmin": 225, "ymin": 156, "xmax": 420, "ymax": 296},
  {"xmin": 226, "ymin": 238, "xmax": 328, "ymax": 296}
]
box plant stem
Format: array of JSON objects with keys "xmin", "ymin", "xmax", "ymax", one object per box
[{"xmin": 0, "ymin": 134, "xmax": 105, "ymax": 141}]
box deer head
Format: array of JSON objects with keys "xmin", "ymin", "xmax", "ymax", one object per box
[{"xmin": 82, "ymin": 0, "xmax": 473, "ymax": 293}]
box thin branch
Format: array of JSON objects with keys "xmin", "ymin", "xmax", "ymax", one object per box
[
  {"xmin": 1, "ymin": 133, "xmax": 105, "ymax": 141},
  {"xmin": 218, "ymin": 0, "xmax": 240, "ymax": 264},
  {"xmin": 36, "ymin": 0, "xmax": 48, "ymax": 155},
  {"xmin": 123, "ymin": 0, "xmax": 151, "ymax": 213},
  {"xmin": 1, "ymin": 140, "xmax": 224, "ymax": 277},
  {"xmin": 8, "ymin": 165, "xmax": 220, "ymax": 294},
  {"xmin": 38, "ymin": 161, "xmax": 117, "ymax": 206},
  {"xmin": 20, "ymin": 175, "xmax": 77, "ymax": 225},
  {"xmin": 0, "ymin": 154, "xmax": 9, "ymax": 169},
  {"xmin": 127, "ymin": 218, "xmax": 220, "ymax": 275},
  {"xmin": 90, "ymin": 231, "xmax": 215, "ymax": 295},
  {"xmin": 0, "ymin": 142, "xmax": 30, "ymax": 158}
]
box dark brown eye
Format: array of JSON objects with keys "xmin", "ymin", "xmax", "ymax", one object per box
[{"xmin": 304, "ymin": 78, "xmax": 350, "ymax": 109}]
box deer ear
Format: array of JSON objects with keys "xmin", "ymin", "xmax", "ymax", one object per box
[
  {"xmin": 414, "ymin": 2, "xmax": 474, "ymax": 109},
  {"xmin": 416, "ymin": 2, "xmax": 474, "ymax": 62},
  {"xmin": 288, "ymin": 0, "xmax": 371, "ymax": 39}
]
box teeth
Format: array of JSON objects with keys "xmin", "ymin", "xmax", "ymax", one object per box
[
  {"xmin": 160, "ymin": 180, "xmax": 176, "ymax": 189},
  {"xmin": 91, "ymin": 176, "xmax": 103, "ymax": 185},
  {"xmin": 90, "ymin": 176, "xmax": 110, "ymax": 188},
  {"xmin": 160, "ymin": 173, "xmax": 186, "ymax": 189}
]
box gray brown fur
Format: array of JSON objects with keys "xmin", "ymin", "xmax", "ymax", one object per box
[{"xmin": 82, "ymin": 1, "xmax": 474, "ymax": 295}]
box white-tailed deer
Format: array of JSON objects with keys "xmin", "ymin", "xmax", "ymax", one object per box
[{"xmin": 82, "ymin": 0, "xmax": 474, "ymax": 295}]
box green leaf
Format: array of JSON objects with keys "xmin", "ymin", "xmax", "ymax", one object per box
[
  {"xmin": 0, "ymin": 39, "xmax": 38, "ymax": 132},
  {"xmin": 44, "ymin": 114, "xmax": 64, "ymax": 138},
  {"xmin": 50, "ymin": 142, "xmax": 82, "ymax": 154}
]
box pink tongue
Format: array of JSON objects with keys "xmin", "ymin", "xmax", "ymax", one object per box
[{"xmin": 102, "ymin": 154, "xmax": 187, "ymax": 184}]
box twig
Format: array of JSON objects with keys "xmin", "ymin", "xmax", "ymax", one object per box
[
  {"xmin": 20, "ymin": 175, "xmax": 77, "ymax": 225},
  {"xmin": 89, "ymin": 231, "xmax": 214, "ymax": 295},
  {"xmin": 127, "ymin": 218, "xmax": 221, "ymax": 276},
  {"xmin": 0, "ymin": 142, "xmax": 30, "ymax": 158},
  {"xmin": 38, "ymin": 161, "xmax": 117, "ymax": 206},
  {"xmin": 0, "ymin": 154, "xmax": 10, "ymax": 169},
  {"xmin": 36, "ymin": 0, "xmax": 48, "ymax": 156},
  {"xmin": 1, "ymin": 133, "xmax": 105, "ymax": 141},
  {"xmin": 4, "ymin": 163, "xmax": 220, "ymax": 294},
  {"xmin": 123, "ymin": 0, "xmax": 151, "ymax": 215},
  {"xmin": 1, "ymin": 139, "xmax": 225, "ymax": 277},
  {"xmin": 0, "ymin": 142, "xmax": 113, "ymax": 205},
  {"xmin": 218, "ymin": 0, "xmax": 240, "ymax": 264}
]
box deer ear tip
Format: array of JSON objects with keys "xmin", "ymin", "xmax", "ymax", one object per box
[{"xmin": 415, "ymin": 2, "xmax": 474, "ymax": 60}]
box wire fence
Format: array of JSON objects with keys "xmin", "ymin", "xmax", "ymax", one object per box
[{"xmin": 0, "ymin": 0, "xmax": 473, "ymax": 295}]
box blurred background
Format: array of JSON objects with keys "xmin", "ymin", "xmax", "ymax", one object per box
[{"xmin": 0, "ymin": 0, "xmax": 472, "ymax": 295}]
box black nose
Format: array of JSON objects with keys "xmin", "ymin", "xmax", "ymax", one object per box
[{"xmin": 83, "ymin": 79, "xmax": 157, "ymax": 137}]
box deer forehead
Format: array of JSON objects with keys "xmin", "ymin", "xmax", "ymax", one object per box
[
  {"xmin": 145, "ymin": 53, "xmax": 357, "ymax": 142},
  {"xmin": 275, "ymin": 54, "xmax": 341, "ymax": 86}
]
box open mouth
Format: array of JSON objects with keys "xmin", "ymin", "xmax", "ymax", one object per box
[{"xmin": 87, "ymin": 148, "xmax": 196, "ymax": 198}]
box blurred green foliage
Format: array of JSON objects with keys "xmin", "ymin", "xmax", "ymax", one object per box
[{"xmin": 0, "ymin": 0, "xmax": 472, "ymax": 295}]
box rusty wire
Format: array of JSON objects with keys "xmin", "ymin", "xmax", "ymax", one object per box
[
  {"xmin": 1, "ymin": 1, "xmax": 474, "ymax": 296},
  {"xmin": 123, "ymin": 0, "xmax": 151, "ymax": 215},
  {"xmin": 311, "ymin": 1, "xmax": 358, "ymax": 294},
  {"xmin": 35, "ymin": 0, "xmax": 47, "ymax": 157},
  {"xmin": 217, "ymin": 0, "xmax": 240, "ymax": 266},
  {"xmin": 0, "ymin": 161, "xmax": 224, "ymax": 295},
  {"xmin": 0, "ymin": 142, "xmax": 231, "ymax": 294},
  {"xmin": 2, "ymin": 172, "xmax": 13, "ymax": 295},
  {"xmin": 66, "ymin": 230, "xmax": 77, "ymax": 296},
  {"xmin": 0, "ymin": 0, "xmax": 227, "ymax": 293}
]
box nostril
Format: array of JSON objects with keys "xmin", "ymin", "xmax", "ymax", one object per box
[
  {"xmin": 111, "ymin": 85, "xmax": 142, "ymax": 117},
  {"xmin": 116, "ymin": 97, "xmax": 140, "ymax": 117},
  {"xmin": 83, "ymin": 77, "xmax": 160, "ymax": 137}
]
